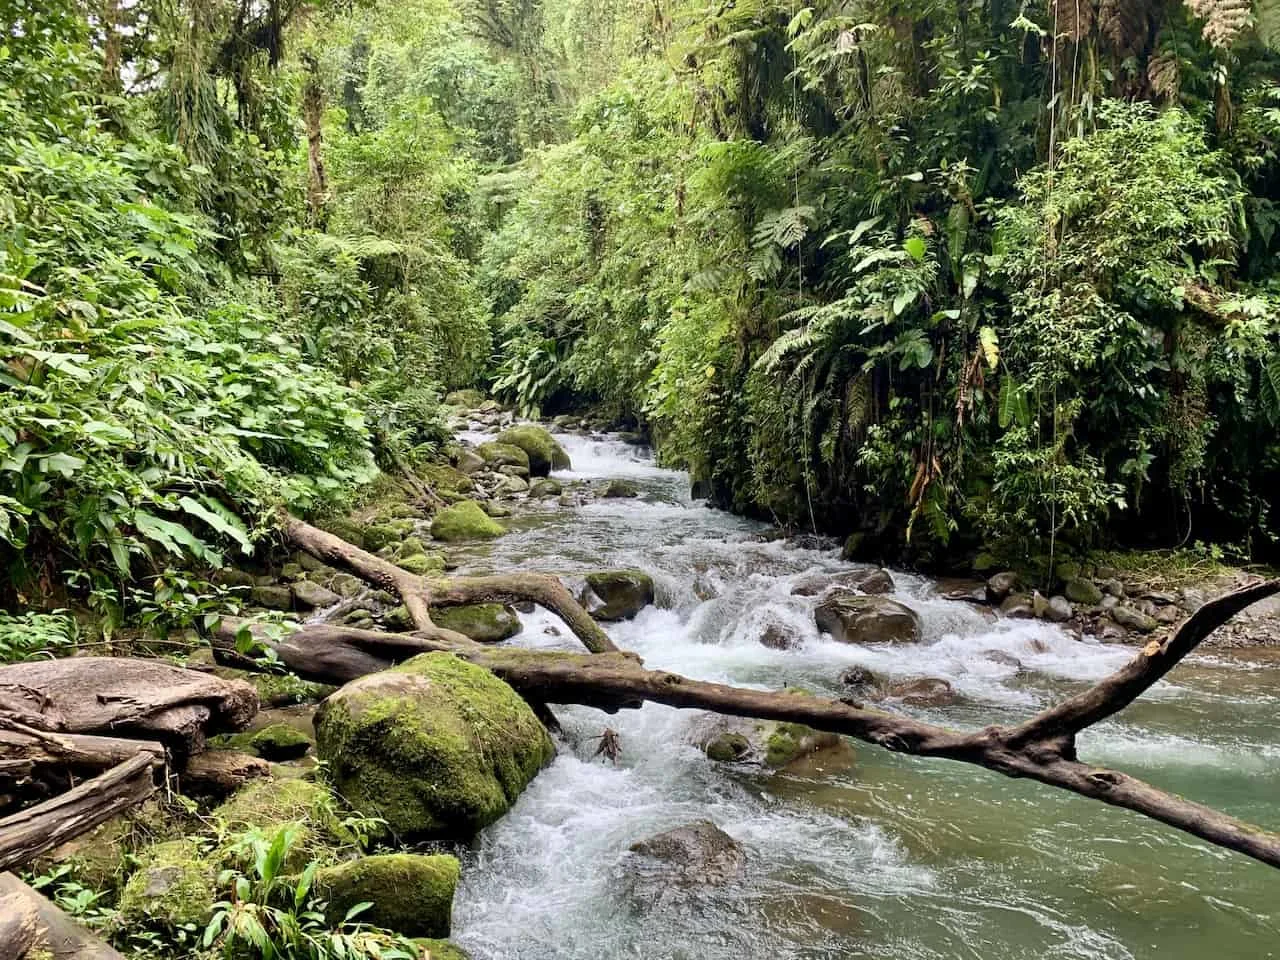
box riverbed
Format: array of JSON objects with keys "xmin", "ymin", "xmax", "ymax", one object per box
[{"xmin": 448, "ymin": 430, "xmax": 1279, "ymax": 960}]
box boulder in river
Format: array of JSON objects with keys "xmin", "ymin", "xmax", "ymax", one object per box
[
  {"xmin": 758, "ymin": 623, "xmax": 802, "ymax": 650},
  {"xmin": 574, "ymin": 569, "xmax": 655, "ymax": 621},
  {"xmin": 430, "ymin": 500, "xmax": 506, "ymax": 541},
  {"xmin": 316, "ymin": 853, "xmax": 459, "ymax": 938},
  {"xmin": 986, "ymin": 571, "xmax": 1021, "ymax": 604},
  {"xmin": 999, "ymin": 592, "xmax": 1035, "ymax": 618},
  {"xmin": 1110, "ymin": 605, "xmax": 1158, "ymax": 633},
  {"xmin": 315, "ymin": 652, "xmax": 555, "ymax": 841},
  {"xmin": 291, "ymin": 579, "xmax": 341, "ymax": 610},
  {"xmin": 476, "ymin": 441, "xmax": 530, "ymax": 475},
  {"xmin": 626, "ymin": 821, "xmax": 746, "ymax": 887},
  {"xmin": 691, "ymin": 704, "xmax": 854, "ymax": 772},
  {"xmin": 791, "ymin": 565, "xmax": 894, "ymax": 597},
  {"xmin": 1065, "ymin": 578, "xmax": 1104, "ymax": 605},
  {"xmin": 497, "ymin": 425, "xmax": 571, "ymax": 476},
  {"xmin": 814, "ymin": 589, "xmax": 922, "ymax": 645},
  {"xmin": 529, "ymin": 477, "xmax": 563, "ymax": 498},
  {"xmin": 883, "ymin": 677, "xmax": 956, "ymax": 707},
  {"xmin": 431, "ymin": 602, "xmax": 522, "ymax": 642},
  {"xmin": 599, "ymin": 478, "xmax": 640, "ymax": 498}
]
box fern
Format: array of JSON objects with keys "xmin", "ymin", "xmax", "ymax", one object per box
[
  {"xmin": 1184, "ymin": 0, "xmax": 1252, "ymax": 47},
  {"xmin": 1261, "ymin": 354, "xmax": 1280, "ymax": 427}
]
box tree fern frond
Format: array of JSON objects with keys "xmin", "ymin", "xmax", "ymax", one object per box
[
  {"xmin": 1147, "ymin": 52, "xmax": 1181, "ymax": 101},
  {"xmin": 1185, "ymin": 0, "xmax": 1252, "ymax": 47},
  {"xmin": 1098, "ymin": 0, "xmax": 1153, "ymax": 56}
]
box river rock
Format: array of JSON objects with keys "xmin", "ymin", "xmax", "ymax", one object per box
[
  {"xmin": 484, "ymin": 501, "xmax": 511, "ymax": 518},
  {"xmin": 884, "ymin": 677, "xmax": 956, "ymax": 707},
  {"xmin": 399, "ymin": 552, "xmax": 446, "ymax": 576},
  {"xmin": 758, "ymin": 623, "xmax": 801, "ymax": 650},
  {"xmin": 430, "ymin": 500, "xmax": 506, "ymax": 541},
  {"xmin": 316, "ymin": 853, "xmax": 459, "ymax": 938},
  {"xmin": 498, "ymin": 473, "xmax": 530, "ymax": 495},
  {"xmin": 431, "ymin": 603, "xmax": 522, "ymax": 643},
  {"xmin": 496, "ymin": 425, "xmax": 571, "ymax": 477},
  {"xmin": 456, "ymin": 450, "xmax": 486, "ymax": 475},
  {"xmin": 691, "ymin": 707, "xmax": 854, "ymax": 771},
  {"xmin": 529, "ymin": 477, "xmax": 563, "ymax": 498},
  {"xmin": 1046, "ymin": 595, "xmax": 1073, "ymax": 622},
  {"xmin": 445, "ymin": 389, "xmax": 486, "ymax": 408},
  {"xmin": 599, "ymin": 478, "xmax": 640, "ymax": 498},
  {"xmin": 986, "ymin": 571, "xmax": 1021, "ymax": 604},
  {"xmin": 814, "ymin": 590, "xmax": 922, "ymax": 645},
  {"xmin": 477, "ymin": 441, "xmax": 530, "ymax": 474},
  {"xmin": 315, "ymin": 653, "xmax": 555, "ymax": 841},
  {"xmin": 1111, "ymin": 605, "xmax": 1158, "ymax": 633},
  {"xmin": 791, "ymin": 565, "xmax": 895, "ymax": 597},
  {"xmin": 249, "ymin": 583, "xmax": 293, "ymax": 611},
  {"xmin": 982, "ymin": 650, "xmax": 1024, "ymax": 671},
  {"xmin": 626, "ymin": 821, "xmax": 746, "ymax": 888},
  {"xmin": 1101, "ymin": 578, "xmax": 1125, "ymax": 598},
  {"xmin": 1154, "ymin": 604, "xmax": 1182, "ymax": 624},
  {"xmin": 999, "ymin": 593, "xmax": 1035, "ymax": 618},
  {"xmin": 574, "ymin": 569, "xmax": 655, "ymax": 621},
  {"xmin": 291, "ymin": 579, "xmax": 341, "ymax": 610},
  {"xmin": 838, "ymin": 665, "xmax": 880, "ymax": 691},
  {"xmin": 1065, "ymin": 578, "xmax": 1104, "ymax": 605}
]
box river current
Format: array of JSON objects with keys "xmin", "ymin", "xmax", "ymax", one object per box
[{"xmin": 446, "ymin": 430, "xmax": 1279, "ymax": 960}]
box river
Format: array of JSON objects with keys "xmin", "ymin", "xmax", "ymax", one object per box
[{"xmin": 445, "ymin": 430, "xmax": 1279, "ymax": 960}]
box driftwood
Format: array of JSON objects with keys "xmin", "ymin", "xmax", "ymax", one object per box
[
  {"xmin": 0, "ymin": 658, "xmax": 257, "ymax": 756},
  {"xmin": 0, "ymin": 872, "xmax": 126, "ymax": 960},
  {"xmin": 0, "ymin": 754, "xmax": 159, "ymax": 873},
  {"xmin": 0, "ymin": 726, "xmax": 165, "ymax": 780},
  {"xmin": 246, "ymin": 518, "xmax": 1280, "ymax": 871}
]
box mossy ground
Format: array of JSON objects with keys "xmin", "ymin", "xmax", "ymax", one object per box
[{"xmin": 117, "ymin": 839, "xmax": 215, "ymax": 929}]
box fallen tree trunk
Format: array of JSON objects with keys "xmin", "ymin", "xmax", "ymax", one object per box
[
  {"xmin": 0, "ymin": 753, "xmax": 158, "ymax": 873},
  {"xmin": 0, "ymin": 872, "xmax": 126, "ymax": 960},
  {"xmin": 0, "ymin": 888, "xmax": 39, "ymax": 960},
  {"xmin": 0, "ymin": 658, "xmax": 257, "ymax": 756},
  {"xmin": 220, "ymin": 577, "xmax": 1280, "ymax": 870}
]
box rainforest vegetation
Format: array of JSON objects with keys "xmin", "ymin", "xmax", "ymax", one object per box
[{"xmin": 3, "ymin": 0, "xmax": 1280, "ymax": 956}]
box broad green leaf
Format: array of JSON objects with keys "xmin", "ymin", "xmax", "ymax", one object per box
[
  {"xmin": 979, "ymin": 326, "xmax": 1000, "ymax": 370},
  {"xmin": 903, "ymin": 237, "xmax": 927, "ymax": 262}
]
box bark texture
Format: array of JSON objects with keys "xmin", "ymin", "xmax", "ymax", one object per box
[{"xmin": 0, "ymin": 872, "xmax": 127, "ymax": 959}]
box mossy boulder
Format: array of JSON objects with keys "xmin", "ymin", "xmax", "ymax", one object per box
[
  {"xmin": 211, "ymin": 778, "xmax": 350, "ymax": 871},
  {"xmin": 575, "ymin": 570, "xmax": 655, "ymax": 621},
  {"xmin": 416, "ymin": 941, "xmax": 472, "ymax": 960},
  {"xmin": 118, "ymin": 839, "xmax": 215, "ymax": 929},
  {"xmin": 430, "ymin": 603, "xmax": 522, "ymax": 643},
  {"xmin": 430, "ymin": 501, "xmax": 506, "ymax": 542},
  {"xmin": 292, "ymin": 580, "xmax": 341, "ymax": 610},
  {"xmin": 249, "ymin": 584, "xmax": 293, "ymax": 611},
  {"xmin": 690, "ymin": 704, "xmax": 854, "ymax": 773},
  {"xmin": 317, "ymin": 518, "xmax": 366, "ymax": 549},
  {"xmin": 399, "ymin": 552, "xmax": 446, "ymax": 576},
  {"xmin": 251, "ymin": 672, "xmax": 336, "ymax": 708},
  {"xmin": 496, "ymin": 425, "xmax": 571, "ymax": 477},
  {"xmin": 316, "ymin": 853, "xmax": 459, "ymax": 938},
  {"xmin": 1064, "ymin": 578, "xmax": 1104, "ymax": 605},
  {"xmin": 249, "ymin": 722, "xmax": 313, "ymax": 760},
  {"xmin": 444, "ymin": 388, "xmax": 486, "ymax": 408},
  {"xmin": 476, "ymin": 442, "xmax": 530, "ymax": 474},
  {"xmin": 314, "ymin": 653, "xmax": 555, "ymax": 841},
  {"xmin": 599, "ymin": 478, "xmax": 639, "ymax": 498},
  {"xmin": 528, "ymin": 477, "xmax": 563, "ymax": 498},
  {"xmin": 420, "ymin": 462, "xmax": 475, "ymax": 497},
  {"xmin": 363, "ymin": 523, "xmax": 403, "ymax": 552}
]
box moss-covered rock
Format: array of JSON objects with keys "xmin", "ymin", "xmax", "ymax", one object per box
[
  {"xmin": 363, "ymin": 523, "xmax": 403, "ymax": 552},
  {"xmin": 316, "ymin": 853, "xmax": 459, "ymax": 938},
  {"xmin": 444, "ymin": 388, "xmax": 486, "ymax": 408},
  {"xmin": 399, "ymin": 552, "xmax": 446, "ymax": 576},
  {"xmin": 431, "ymin": 603, "xmax": 522, "ymax": 643},
  {"xmin": 476, "ymin": 442, "xmax": 530, "ymax": 474},
  {"xmin": 528, "ymin": 477, "xmax": 562, "ymax": 498},
  {"xmin": 420, "ymin": 462, "xmax": 475, "ymax": 497},
  {"xmin": 314, "ymin": 653, "xmax": 555, "ymax": 841},
  {"xmin": 317, "ymin": 518, "xmax": 367, "ymax": 549},
  {"xmin": 398, "ymin": 536, "xmax": 427, "ymax": 558},
  {"xmin": 599, "ymin": 478, "xmax": 639, "ymax": 498},
  {"xmin": 211, "ymin": 778, "xmax": 351, "ymax": 871},
  {"xmin": 416, "ymin": 940, "xmax": 472, "ymax": 960},
  {"xmin": 249, "ymin": 723, "xmax": 313, "ymax": 760},
  {"xmin": 1065, "ymin": 577, "xmax": 1104, "ymax": 605},
  {"xmin": 292, "ymin": 580, "xmax": 341, "ymax": 610},
  {"xmin": 576, "ymin": 570, "xmax": 655, "ymax": 621},
  {"xmin": 430, "ymin": 501, "xmax": 505, "ymax": 542},
  {"xmin": 251, "ymin": 671, "xmax": 336, "ymax": 708},
  {"xmin": 249, "ymin": 584, "xmax": 293, "ymax": 610},
  {"xmin": 118, "ymin": 839, "xmax": 215, "ymax": 929},
  {"xmin": 690, "ymin": 706, "xmax": 854, "ymax": 773},
  {"xmin": 496, "ymin": 425, "xmax": 571, "ymax": 477}
]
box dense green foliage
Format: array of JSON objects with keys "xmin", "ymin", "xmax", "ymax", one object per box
[
  {"xmin": 480, "ymin": 0, "xmax": 1280, "ymax": 568},
  {"xmin": 4, "ymin": 0, "xmax": 1280, "ymax": 615}
]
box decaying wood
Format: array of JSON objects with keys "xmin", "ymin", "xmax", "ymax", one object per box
[
  {"xmin": 0, "ymin": 658, "xmax": 257, "ymax": 756},
  {"xmin": 0, "ymin": 889, "xmax": 39, "ymax": 960},
  {"xmin": 0, "ymin": 872, "xmax": 126, "ymax": 960},
  {"xmin": 179, "ymin": 750, "xmax": 270, "ymax": 798},
  {"xmin": 284, "ymin": 514, "xmax": 618, "ymax": 653},
  {"xmin": 0, "ymin": 754, "xmax": 158, "ymax": 873},
  {"xmin": 0, "ymin": 725, "xmax": 165, "ymax": 775},
  {"xmin": 222, "ymin": 554, "xmax": 1280, "ymax": 869}
]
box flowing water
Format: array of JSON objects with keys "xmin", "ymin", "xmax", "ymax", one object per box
[{"xmin": 446, "ymin": 431, "xmax": 1280, "ymax": 960}]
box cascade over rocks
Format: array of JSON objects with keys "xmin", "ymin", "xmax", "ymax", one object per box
[
  {"xmin": 791, "ymin": 565, "xmax": 895, "ymax": 597},
  {"xmin": 314, "ymin": 653, "xmax": 555, "ymax": 841},
  {"xmin": 814, "ymin": 590, "xmax": 923, "ymax": 645},
  {"xmin": 496, "ymin": 425, "xmax": 571, "ymax": 476}
]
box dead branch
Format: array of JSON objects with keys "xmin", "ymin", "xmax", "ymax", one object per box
[
  {"xmin": 0, "ymin": 754, "xmax": 159, "ymax": 873},
  {"xmin": 220, "ymin": 578, "xmax": 1280, "ymax": 869},
  {"xmin": 283, "ymin": 513, "xmax": 618, "ymax": 653}
]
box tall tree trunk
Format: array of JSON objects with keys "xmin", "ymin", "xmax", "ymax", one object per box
[
  {"xmin": 302, "ymin": 53, "xmax": 330, "ymax": 229},
  {"xmin": 99, "ymin": 0, "xmax": 122, "ymax": 93}
]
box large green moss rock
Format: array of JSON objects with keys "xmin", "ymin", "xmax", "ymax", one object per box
[
  {"xmin": 431, "ymin": 603, "xmax": 522, "ymax": 643},
  {"xmin": 400, "ymin": 552, "xmax": 446, "ymax": 576},
  {"xmin": 250, "ymin": 722, "xmax": 313, "ymax": 760},
  {"xmin": 444, "ymin": 388, "xmax": 486, "ymax": 408},
  {"xmin": 496, "ymin": 425, "xmax": 571, "ymax": 477},
  {"xmin": 211, "ymin": 778, "xmax": 350, "ymax": 871},
  {"xmin": 314, "ymin": 653, "xmax": 555, "ymax": 841},
  {"xmin": 316, "ymin": 853, "xmax": 459, "ymax": 938},
  {"xmin": 430, "ymin": 501, "xmax": 505, "ymax": 542},
  {"xmin": 476, "ymin": 442, "xmax": 530, "ymax": 474},
  {"xmin": 117, "ymin": 839, "xmax": 215, "ymax": 929},
  {"xmin": 416, "ymin": 940, "xmax": 472, "ymax": 960}
]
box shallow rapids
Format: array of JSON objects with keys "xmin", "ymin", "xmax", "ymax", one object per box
[{"xmin": 448, "ymin": 431, "xmax": 1280, "ymax": 960}]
